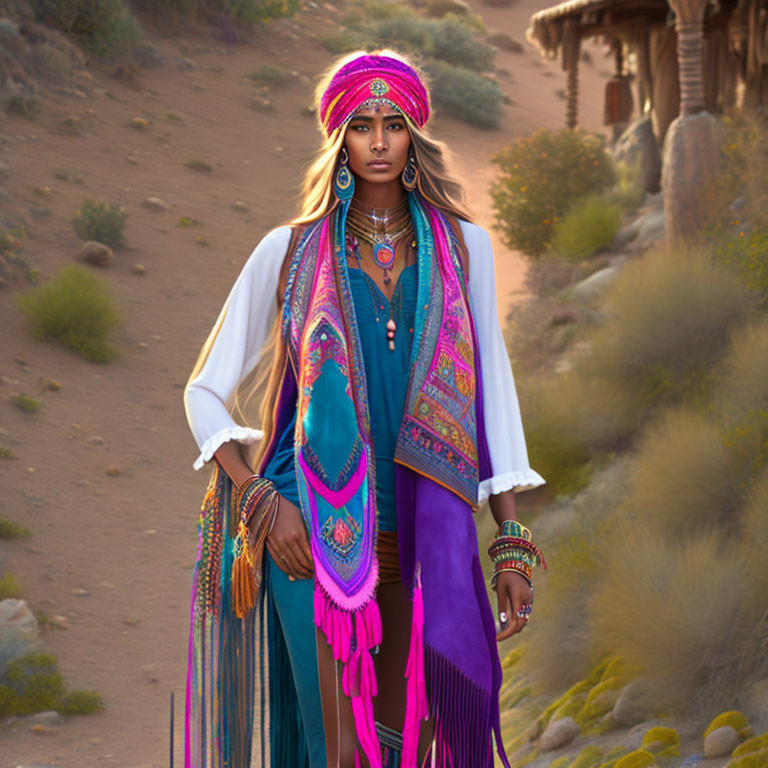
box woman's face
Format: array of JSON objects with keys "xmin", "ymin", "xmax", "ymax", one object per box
[{"xmin": 343, "ymin": 104, "xmax": 411, "ymax": 186}]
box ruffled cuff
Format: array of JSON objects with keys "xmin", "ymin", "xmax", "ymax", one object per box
[
  {"xmin": 192, "ymin": 426, "xmax": 265, "ymax": 470},
  {"xmin": 478, "ymin": 468, "xmax": 547, "ymax": 503}
]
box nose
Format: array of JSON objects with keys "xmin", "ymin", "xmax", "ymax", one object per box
[{"xmin": 370, "ymin": 124, "xmax": 387, "ymax": 153}]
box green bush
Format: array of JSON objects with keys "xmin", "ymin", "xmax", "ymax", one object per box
[
  {"xmin": 552, "ymin": 194, "xmax": 622, "ymax": 261},
  {"xmin": 709, "ymin": 227, "xmax": 768, "ymax": 299},
  {"xmin": 0, "ymin": 652, "xmax": 103, "ymax": 716},
  {"xmin": 16, "ymin": 264, "xmax": 121, "ymax": 363},
  {"xmin": 423, "ymin": 59, "xmax": 502, "ymax": 128},
  {"xmin": 0, "ymin": 573, "xmax": 22, "ymax": 600},
  {"xmin": 10, "ymin": 394, "xmax": 41, "ymax": 413},
  {"xmin": 0, "ymin": 516, "xmax": 31, "ymax": 539},
  {"xmin": 72, "ymin": 198, "xmax": 127, "ymax": 249},
  {"xmin": 491, "ymin": 128, "xmax": 616, "ymax": 258},
  {"xmin": 582, "ymin": 245, "xmax": 755, "ymax": 410},
  {"xmin": 32, "ymin": 0, "xmax": 141, "ymax": 56},
  {"xmin": 198, "ymin": 0, "xmax": 299, "ymax": 23},
  {"xmin": 603, "ymin": 158, "xmax": 645, "ymax": 213}
]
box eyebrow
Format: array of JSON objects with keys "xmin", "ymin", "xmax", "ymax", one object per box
[{"xmin": 349, "ymin": 114, "xmax": 405, "ymax": 123}]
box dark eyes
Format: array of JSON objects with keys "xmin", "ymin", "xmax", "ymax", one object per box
[{"xmin": 350, "ymin": 122, "xmax": 404, "ymax": 132}]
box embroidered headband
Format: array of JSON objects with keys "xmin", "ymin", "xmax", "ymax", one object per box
[{"xmin": 319, "ymin": 53, "xmax": 431, "ymax": 137}]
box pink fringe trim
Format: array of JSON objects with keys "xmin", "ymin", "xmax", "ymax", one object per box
[
  {"xmin": 315, "ymin": 583, "xmax": 383, "ymax": 768},
  {"xmin": 402, "ymin": 562, "xmax": 429, "ymax": 768}
]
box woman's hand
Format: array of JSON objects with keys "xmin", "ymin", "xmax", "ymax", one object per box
[
  {"xmin": 495, "ymin": 571, "xmax": 532, "ymax": 641},
  {"xmin": 262, "ymin": 495, "xmax": 314, "ymax": 580}
]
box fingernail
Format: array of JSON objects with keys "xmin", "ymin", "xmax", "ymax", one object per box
[{"xmin": 499, "ymin": 612, "xmax": 508, "ymax": 624}]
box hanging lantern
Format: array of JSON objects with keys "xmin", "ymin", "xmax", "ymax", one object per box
[{"xmin": 604, "ymin": 39, "xmax": 634, "ymax": 124}]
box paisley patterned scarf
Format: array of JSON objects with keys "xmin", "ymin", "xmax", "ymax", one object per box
[{"xmin": 281, "ymin": 189, "xmax": 480, "ymax": 766}]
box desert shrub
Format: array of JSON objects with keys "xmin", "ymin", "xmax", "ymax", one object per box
[
  {"xmin": 0, "ymin": 573, "xmax": 22, "ymax": 600},
  {"xmin": 0, "ymin": 447, "xmax": 16, "ymax": 459},
  {"xmin": 582, "ymin": 245, "xmax": 755, "ymax": 410},
  {"xmin": 0, "ymin": 517, "xmax": 31, "ymax": 539},
  {"xmin": 0, "ymin": 651, "xmax": 103, "ymax": 716},
  {"xmin": 16, "ymin": 264, "xmax": 121, "ymax": 363},
  {"xmin": 198, "ymin": 0, "xmax": 298, "ymax": 23},
  {"xmin": 32, "ymin": 0, "xmax": 141, "ymax": 56},
  {"xmin": 491, "ymin": 128, "xmax": 616, "ymax": 258},
  {"xmin": 621, "ymin": 408, "xmax": 741, "ymax": 539},
  {"xmin": 714, "ymin": 318, "xmax": 768, "ymax": 487},
  {"xmin": 715, "ymin": 111, "xmax": 768, "ymax": 231},
  {"xmin": 589, "ymin": 524, "xmax": 756, "ymax": 715},
  {"xmin": 128, "ymin": 0, "xmax": 198, "ymax": 19},
  {"xmin": 246, "ymin": 64, "xmax": 295, "ymax": 86},
  {"xmin": 602, "ymin": 158, "xmax": 645, "ymax": 213},
  {"xmin": 709, "ymin": 227, "xmax": 768, "ymax": 300},
  {"xmin": 10, "ymin": 394, "xmax": 41, "ymax": 413},
  {"xmin": 422, "ymin": 59, "xmax": 502, "ymax": 128},
  {"xmin": 72, "ymin": 198, "xmax": 127, "ymax": 248},
  {"xmin": 552, "ymin": 194, "xmax": 622, "ymax": 261},
  {"xmin": 739, "ymin": 467, "xmax": 768, "ymax": 615},
  {"xmin": 521, "ymin": 370, "xmax": 639, "ymax": 496}
]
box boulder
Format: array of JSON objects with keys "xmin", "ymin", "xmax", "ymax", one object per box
[
  {"xmin": 540, "ymin": 716, "xmax": 581, "ymax": 751},
  {"xmin": 612, "ymin": 115, "xmax": 662, "ymax": 194},
  {"xmin": 704, "ymin": 725, "xmax": 741, "ymax": 758},
  {"xmin": 78, "ymin": 241, "xmax": 113, "ymax": 267},
  {"xmin": 612, "ymin": 678, "xmax": 652, "ymax": 727}
]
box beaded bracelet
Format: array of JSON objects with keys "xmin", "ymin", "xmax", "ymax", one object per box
[
  {"xmin": 488, "ymin": 519, "xmax": 546, "ymax": 592},
  {"xmin": 231, "ymin": 474, "xmax": 280, "ymax": 619}
]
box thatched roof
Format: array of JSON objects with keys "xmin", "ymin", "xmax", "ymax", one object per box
[{"xmin": 526, "ymin": 0, "xmax": 670, "ymax": 58}]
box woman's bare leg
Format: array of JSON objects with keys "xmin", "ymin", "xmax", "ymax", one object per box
[{"xmin": 317, "ymin": 580, "xmax": 434, "ymax": 767}]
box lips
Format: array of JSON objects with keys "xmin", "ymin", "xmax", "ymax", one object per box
[{"xmin": 368, "ymin": 161, "xmax": 392, "ymax": 168}]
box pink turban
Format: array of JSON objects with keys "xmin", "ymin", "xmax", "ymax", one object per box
[{"xmin": 319, "ymin": 53, "xmax": 431, "ymax": 137}]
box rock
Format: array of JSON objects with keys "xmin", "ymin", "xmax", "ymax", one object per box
[
  {"xmin": 142, "ymin": 196, "xmax": 168, "ymax": 212},
  {"xmin": 78, "ymin": 241, "xmax": 113, "ymax": 268},
  {"xmin": 131, "ymin": 42, "xmax": 166, "ymax": 69},
  {"xmin": 0, "ymin": 598, "xmax": 40, "ymax": 641},
  {"xmin": 569, "ymin": 264, "xmax": 621, "ymax": 304},
  {"xmin": 86, "ymin": 435, "xmax": 104, "ymax": 445},
  {"xmin": 612, "ymin": 678, "xmax": 652, "ymax": 727},
  {"xmin": 426, "ymin": 0, "xmax": 471, "ymax": 16},
  {"xmin": 540, "ymin": 716, "xmax": 581, "ymax": 751},
  {"xmin": 230, "ymin": 201, "xmax": 249, "ymax": 213},
  {"xmin": 38, "ymin": 377, "xmax": 61, "ymax": 392},
  {"xmin": 611, "ymin": 115, "xmax": 662, "ymax": 194},
  {"xmin": 171, "ymin": 55, "xmax": 197, "ymax": 71},
  {"xmin": 71, "ymin": 588, "xmax": 89, "ymax": 597},
  {"xmin": 704, "ymin": 725, "xmax": 741, "ymax": 758},
  {"xmin": 132, "ymin": 264, "xmax": 146, "ymax": 275},
  {"xmin": 105, "ymin": 465, "xmax": 120, "ymax": 477},
  {"xmin": 28, "ymin": 711, "xmax": 64, "ymax": 727},
  {"xmin": 662, "ymin": 111, "xmax": 724, "ymax": 244},
  {"xmin": 620, "ymin": 207, "xmax": 665, "ymax": 253}
]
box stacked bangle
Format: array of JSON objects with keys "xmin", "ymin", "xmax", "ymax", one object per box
[{"xmin": 488, "ymin": 520, "xmax": 546, "ymax": 591}]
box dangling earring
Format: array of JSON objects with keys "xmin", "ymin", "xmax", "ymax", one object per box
[
  {"xmin": 401, "ymin": 152, "xmax": 418, "ymax": 191},
  {"xmin": 334, "ymin": 145, "xmax": 354, "ymax": 201}
]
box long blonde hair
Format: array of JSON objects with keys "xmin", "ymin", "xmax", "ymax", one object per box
[{"xmin": 187, "ymin": 48, "xmax": 475, "ymax": 472}]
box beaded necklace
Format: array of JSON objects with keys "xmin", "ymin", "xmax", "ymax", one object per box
[
  {"xmin": 346, "ymin": 196, "xmax": 412, "ymax": 286},
  {"xmin": 345, "ymin": 233, "xmax": 416, "ymax": 351}
]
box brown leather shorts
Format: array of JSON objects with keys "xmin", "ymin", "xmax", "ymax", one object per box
[{"xmin": 377, "ymin": 529, "xmax": 401, "ymax": 584}]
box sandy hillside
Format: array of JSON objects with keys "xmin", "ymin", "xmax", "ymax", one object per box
[{"xmin": 0, "ymin": 1, "xmax": 608, "ymax": 765}]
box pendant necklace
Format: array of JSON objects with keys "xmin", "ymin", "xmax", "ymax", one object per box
[
  {"xmin": 346, "ymin": 196, "xmax": 412, "ymax": 287},
  {"xmin": 346, "ymin": 231, "xmax": 416, "ymax": 352}
]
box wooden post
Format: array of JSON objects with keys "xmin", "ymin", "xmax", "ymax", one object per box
[
  {"xmin": 667, "ymin": 0, "xmax": 709, "ymax": 114},
  {"xmin": 562, "ymin": 18, "xmax": 581, "ymax": 128}
]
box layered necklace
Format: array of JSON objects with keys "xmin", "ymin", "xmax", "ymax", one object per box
[{"xmin": 345, "ymin": 196, "xmax": 416, "ymax": 351}]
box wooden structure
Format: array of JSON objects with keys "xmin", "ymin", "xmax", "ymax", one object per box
[{"xmin": 526, "ymin": 0, "xmax": 768, "ymax": 144}]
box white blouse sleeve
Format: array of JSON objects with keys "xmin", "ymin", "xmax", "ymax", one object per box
[
  {"xmin": 460, "ymin": 220, "xmax": 546, "ymax": 502},
  {"xmin": 183, "ymin": 225, "xmax": 292, "ymax": 470}
]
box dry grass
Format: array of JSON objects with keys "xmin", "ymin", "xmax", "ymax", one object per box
[
  {"xmin": 622, "ymin": 407, "xmax": 741, "ymax": 539},
  {"xmin": 589, "ymin": 524, "xmax": 757, "ymax": 717},
  {"xmin": 583, "ymin": 244, "xmax": 755, "ymax": 410}
]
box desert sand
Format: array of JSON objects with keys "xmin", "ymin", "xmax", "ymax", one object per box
[{"xmin": 0, "ymin": 1, "xmax": 608, "ymax": 764}]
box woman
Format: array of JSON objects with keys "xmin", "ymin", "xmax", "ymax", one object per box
[{"xmin": 183, "ymin": 50, "xmax": 546, "ymax": 768}]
